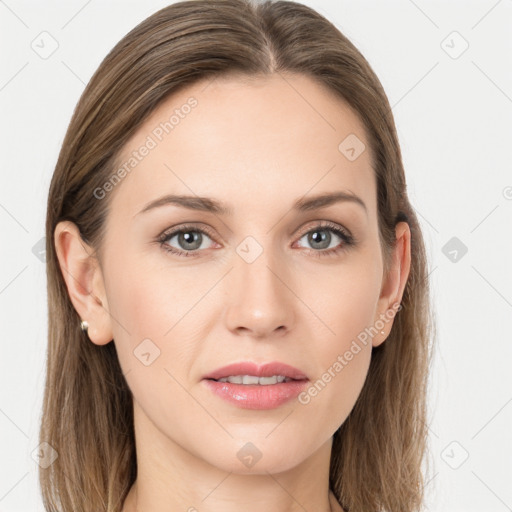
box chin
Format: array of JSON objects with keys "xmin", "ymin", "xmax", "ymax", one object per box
[{"xmin": 201, "ymin": 439, "xmax": 309, "ymax": 476}]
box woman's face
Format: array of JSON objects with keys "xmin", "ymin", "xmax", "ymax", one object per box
[{"xmin": 64, "ymin": 73, "xmax": 409, "ymax": 475}]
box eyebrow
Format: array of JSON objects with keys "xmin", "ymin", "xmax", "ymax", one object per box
[{"xmin": 135, "ymin": 191, "xmax": 367, "ymax": 217}]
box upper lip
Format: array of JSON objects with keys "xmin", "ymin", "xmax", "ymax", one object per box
[{"xmin": 203, "ymin": 361, "xmax": 309, "ymax": 381}]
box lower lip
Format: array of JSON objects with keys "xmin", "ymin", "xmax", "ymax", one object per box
[{"xmin": 202, "ymin": 379, "xmax": 309, "ymax": 410}]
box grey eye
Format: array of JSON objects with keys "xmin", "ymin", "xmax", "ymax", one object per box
[{"xmin": 297, "ymin": 228, "xmax": 343, "ymax": 251}]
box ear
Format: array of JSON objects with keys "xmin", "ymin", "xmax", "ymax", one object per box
[
  {"xmin": 54, "ymin": 220, "xmax": 113, "ymax": 345},
  {"xmin": 372, "ymin": 221, "xmax": 411, "ymax": 347}
]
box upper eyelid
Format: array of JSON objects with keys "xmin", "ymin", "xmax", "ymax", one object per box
[
  {"xmin": 159, "ymin": 223, "xmax": 217, "ymax": 242},
  {"xmin": 296, "ymin": 221, "xmax": 350, "ymax": 236}
]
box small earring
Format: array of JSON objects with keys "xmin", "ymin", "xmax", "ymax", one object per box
[
  {"xmin": 80, "ymin": 320, "xmax": 89, "ymax": 332},
  {"xmin": 380, "ymin": 330, "xmax": 385, "ymax": 335}
]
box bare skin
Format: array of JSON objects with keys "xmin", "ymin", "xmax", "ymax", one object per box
[{"xmin": 55, "ymin": 72, "xmax": 410, "ymax": 512}]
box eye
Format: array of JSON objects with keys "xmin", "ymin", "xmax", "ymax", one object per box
[
  {"xmin": 294, "ymin": 221, "xmax": 355, "ymax": 257},
  {"xmin": 157, "ymin": 221, "xmax": 356, "ymax": 258},
  {"xmin": 158, "ymin": 224, "xmax": 217, "ymax": 257}
]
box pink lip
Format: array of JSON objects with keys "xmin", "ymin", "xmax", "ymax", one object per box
[
  {"xmin": 202, "ymin": 361, "xmax": 309, "ymax": 410},
  {"xmin": 202, "ymin": 361, "xmax": 308, "ymax": 381}
]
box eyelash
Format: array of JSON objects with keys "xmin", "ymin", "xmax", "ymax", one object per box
[{"xmin": 157, "ymin": 221, "xmax": 356, "ymax": 259}]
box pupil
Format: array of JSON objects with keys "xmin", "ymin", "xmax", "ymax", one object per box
[
  {"xmin": 309, "ymin": 230, "xmax": 330, "ymax": 249},
  {"xmin": 179, "ymin": 231, "xmax": 201, "ymax": 250}
]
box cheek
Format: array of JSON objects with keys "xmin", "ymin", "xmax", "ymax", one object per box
[
  {"xmin": 105, "ymin": 256, "xmax": 207, "ymax": 425},
  {"xmin": 301, "ymin": 255, "xmax": 381, "ymax": 354},
  {"xmin": 106, "ymin": 250, "xmax": 206, "ymax": 342},
  {"xmin": 295, "ymin": 259, "xmax": 380, "ymax": 425},
  {"xmin": 103, "ymin": 251, "xmax": 196, "ymax": 380}
]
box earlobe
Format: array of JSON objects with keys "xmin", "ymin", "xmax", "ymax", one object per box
[
  {"xmin": 372, "ymin": 221, "xmax": 411, "ymax": 348},
  {"xmin": 53, "ymin": 221, "xmax": 114, "ymax": 345}
]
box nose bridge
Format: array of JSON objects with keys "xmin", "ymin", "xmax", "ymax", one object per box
[{"xmin": 223, "ymin": 234, "xmax": 295, "ymax": 336}]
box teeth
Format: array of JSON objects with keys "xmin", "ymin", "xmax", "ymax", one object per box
[
  {"xmin": 243, "ymin": 375, "xmax": 259, "ymax": 385},
  {"xmin": 216, "ymin": 375, "xmax": 290, "ymax": 385}
]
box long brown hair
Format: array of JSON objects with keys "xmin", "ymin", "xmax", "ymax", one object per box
[{"xmin": 41, "ymin": 1, "xmax": 435, "ymax": 510}]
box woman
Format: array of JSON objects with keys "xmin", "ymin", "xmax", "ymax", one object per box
[{"xmin": 40, "ymin": 0, "xmax": 434, "ymax": 511}]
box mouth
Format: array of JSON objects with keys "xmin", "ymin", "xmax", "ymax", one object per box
[
  {"xmin": 202, "ymin": 361, "xmax": 308, "ymax": 382},
  {"xmin": 202, "ymin": 361, "xmax": 309, "ymax": 410},
  {"xmin": 207, "ymin": 375, "xmax": 298, "ymax": 385}
]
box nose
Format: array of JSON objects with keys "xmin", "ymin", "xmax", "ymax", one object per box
[{"xmin": 223, "ymin": 246, "xmax": 296, "ymax": 339}]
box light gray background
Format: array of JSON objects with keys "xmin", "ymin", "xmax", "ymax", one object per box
[{"xmin": 1, "ymin": 0, "xmax": 511, "ymax": 510}]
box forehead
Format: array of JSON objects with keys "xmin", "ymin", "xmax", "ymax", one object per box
[{"xmin": 109, "ymin": 72, "xmax": 376, "ymax": 220}]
